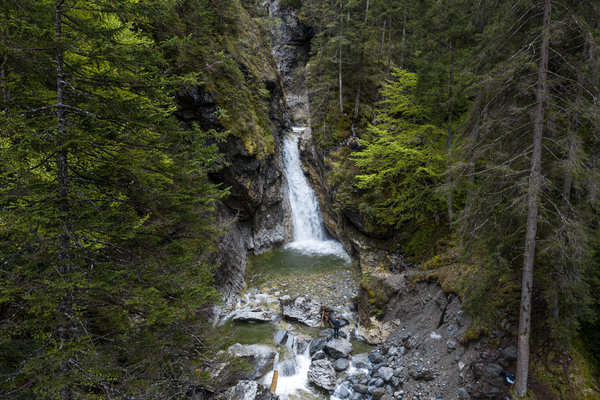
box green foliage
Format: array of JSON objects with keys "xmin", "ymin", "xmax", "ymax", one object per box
[
  {"xmin": 155, "ymin": 0, "xmax": 277, "ymax": 159},
  {"xmin": 0, "ymin": 0, "xmax": 227, "ymax": 397},
  {"xmin": 351, "ymin": 68, "xmax": 446, "ymax": 229}
]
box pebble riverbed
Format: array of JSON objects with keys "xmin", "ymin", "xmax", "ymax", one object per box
[{"xmin": 246, "ymin": 263, "xmax": 360, "ymax": 316}]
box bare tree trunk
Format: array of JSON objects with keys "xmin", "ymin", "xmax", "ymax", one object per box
[
  {"xmin": 352, "ymin": 0, "xmax": 371, "ymax": 124},
  {"xmin": 466, "ymin": 91, "xmax": 482, "ymax": 211},
  {"xmin": 446, "ymin": 41, "xmax": 455, "ymax": 225},
  {"xmin": 338, "ymin": 45, "xmax": 343, "ymax": 114},
  {"xmin": 338, "ymin": 1, "xmax": 344, "ymax": 114},
  {"xmin": 562, "ymin": 83, "xmax": 582, "ymax": 207},
  {"xmin": 380, "ymin": 19, "xmax": 386, "ymax": 56},
  {"xmin": 515, "ymin": 0, "xmax": 551, "ymax": 396},
  {"xmin": 399, "ymin": 14, "xmax": 407, "ymax": 68},
  {"xmin": 353, "ymin": 83, "xmax": 361, "ymax": 121}
]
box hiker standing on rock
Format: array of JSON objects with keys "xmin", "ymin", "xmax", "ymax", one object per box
[{"xmin": 330, "ymin": 315, "xmax": 341, "ymax": 339}]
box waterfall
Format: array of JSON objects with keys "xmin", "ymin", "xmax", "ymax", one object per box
[{"xmin": 283, "ymin": 127, "xmax": 349, "ymax": 260}]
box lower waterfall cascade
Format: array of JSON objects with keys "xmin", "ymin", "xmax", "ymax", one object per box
[{"xmin": 282, "ymin": 127, "xmax": 349, "ymax": 261}]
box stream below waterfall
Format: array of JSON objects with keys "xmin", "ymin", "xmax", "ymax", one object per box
[{"xmin": 218, "ymin": 128, "xmax": 373, "ymax": 399}]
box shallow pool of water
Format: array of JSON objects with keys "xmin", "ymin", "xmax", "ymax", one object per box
[{"xmin": 248, "ymin": 247, "xmax": 349, "ymax": 278}]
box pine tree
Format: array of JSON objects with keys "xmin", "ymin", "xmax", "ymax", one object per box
[
  {"xmin": 351, "ymin": 68, "xmax": 446, "ymax": 229},
  {"xmin": 0, "ymin": 1, "xmax": 224, "ymax": 397}
]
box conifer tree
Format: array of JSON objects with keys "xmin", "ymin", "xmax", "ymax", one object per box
[
  {"xmin": 1, "ymin": 1, "xmax": 224, "ymax": 397},
  {"xmin": 351, "ymin": 68, "xmax": 446, "ymax": 229}
]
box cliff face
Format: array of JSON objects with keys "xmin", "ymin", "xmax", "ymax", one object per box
[{"xmin": 174, "ymin": 27, "xmax": 292, "ymax": 314}]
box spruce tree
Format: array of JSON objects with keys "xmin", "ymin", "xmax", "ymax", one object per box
[{"xmin": 1, "ymin": 1, "xmax": 224, "ymax": 397}]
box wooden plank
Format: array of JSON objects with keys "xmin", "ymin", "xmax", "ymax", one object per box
[{"xmin": 270, "ymin": 370, "xmax": 278, "ymax": 393}]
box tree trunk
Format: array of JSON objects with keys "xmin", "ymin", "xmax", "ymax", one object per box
[
  {"xmin": 338, "ymin": 45, "xmax": 343, "ymax": 114},
  {"xmin": 380, "ymin": 19, "xmax": 386, "ymax": 56},
  {"xmin": 399, "ymin": 14, "xmax": 407, "ymax": 68},
  {"xmin": 466, "ymin": 91, "xmax": 482, "ymax": 211},
  {"xmin": 364, "ymin": 0, "xmax": 369, "ymax": 23},
  {"xmin": 446, "ymin": 41, "xmax": 455, "ymax": 225},
  {"xmin": 562, "ymin": 83, "xmax": 581, "ymax": 207},
  {"xmin": 514, "ymin": 0, "xmax": 551, "ymax": 397},
  {"xmin": 353, "ymin": 83, "xmax": 361, "ymax": 121}
]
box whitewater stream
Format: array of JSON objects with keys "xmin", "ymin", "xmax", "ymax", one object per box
[{"xmin": 219, "ymin": 127, "xmax": 368, "ymax": 400}]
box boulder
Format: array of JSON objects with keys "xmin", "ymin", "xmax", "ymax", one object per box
[
  {"xmin": 231, "ymin": 309, "xmax": 272, "ymax": 322},
  {"xmin": 502, "ymin": 346, "xmax": 518, "ymax": 361},
  {"xmin": 376, "ymin": 366, "xmax": 395, "ymax": 382},
  {"xmin": 280, "ymin": 296, "xmax": 322, "ymax": 327},
  {"xmin": 274, "ymin": 330, "xmax": 288, "ymax": 345},
  {"xmin": 308, "ymin": 359, "xmax": 337, "ymax": 392},
  {"xmin": 324, "ymin": 338, "xmax": 353, "ymax": 359},
  {"xmin": 333, "ymin": 383, "xmax": 351, "ymax": 399},
  {"xmin": 334, "ymin": 358, "xmax": 350, "ymax": 371},
  {"xmin": 353, "ymin": 384, "xmax": 369, "ymax": 394},
  {"xmin": 368, "ymin": 350, "xmax": 384, "ymax": 364},
  {"xmin": 296, "ymin": 335, "xmax": 312, "ymax": 355},
  {"xmin": 372, "ymin": 387, "xmax": 387, "ymax": 400},
  {"xmin": 351, "ymin": 353, "xmax": 370, "ymax": 369},
  {"xmin": 309, "ymin": 337, "xmax": 327, "ymax": 356},
  {"xmin": 408, "ymin": 363, "xmax": 435, "ymax": 381},
  {"xmin": 358, "ymin": 317, "xmax": 395, "ymax": 344},
  {"xmin": 227, "ymin": 344, "xmax": 277, "ymax": 380},
  {"xmin": 221, "ymin": 380, "xmax": 278, "ymax": 400}
]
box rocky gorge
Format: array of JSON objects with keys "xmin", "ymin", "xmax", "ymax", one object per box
[{"xmin": 175, "ymin": 2, "xmax": 523, "ymax": 399}]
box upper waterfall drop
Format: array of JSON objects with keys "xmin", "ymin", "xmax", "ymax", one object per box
[{"xmin": 283, "ymin": 127, "xmax": 349, "ymax": 260}]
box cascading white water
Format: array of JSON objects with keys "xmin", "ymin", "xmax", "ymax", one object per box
[{"xmin": 283, "ymin": 127, "xmax": 349, "ymax": 260}]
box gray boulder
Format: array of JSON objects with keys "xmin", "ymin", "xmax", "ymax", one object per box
[
  {"xmin": 307, "ymin": 359, "xmax": 337, "ymax": 392},
  {"xmin": 221, "ymin": 380, "xmax": 278, "ymax": 400},
  {"xmin": 368, "ymin": 350, "xmax": 384, "ymax": 364},
  {"xmin": 353, "ymin": 384, "xmax": 368, "ymax": 394},
  {"xmin": 372, "ymin": 387, "xmax": 387, "ymax": 400},
  {"xmin": 227, "ymin": 344, "xmax": 277, "ymax": 380},
  {"xmin": 351, "ymin": 353, "xmax": 370, "ymax": 369},
  {"xmin": 280, "ymin": 296, "xmax": 322, "ymax": 327},
  {"xmin": 309, "ymin": 337, "xmax": 327, "ymax": 356},
  {"xmin": 408, "ymin": 363, "xmax": 435, "ymax": 381},
  {"xmin": 334, "ymin": 358, "xmax": 350, "ymax": 371},
  {"xmin": 231, "ymin": 309, "xmax": 272, "ymax": 322},
  {"xmin": 296, "ymin": 335, "xmax": 312, "ymax": 355},
  {"xmin": 376, "ymin": 366, "xmax": 395, "ymax": 382},
  {"xmin": 324, "ymin": 338, "xmax": 353, "ymax": 359},
  {"xmin": 502, "ymin": 346, "xmax": 518, "ymax": 361}
]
